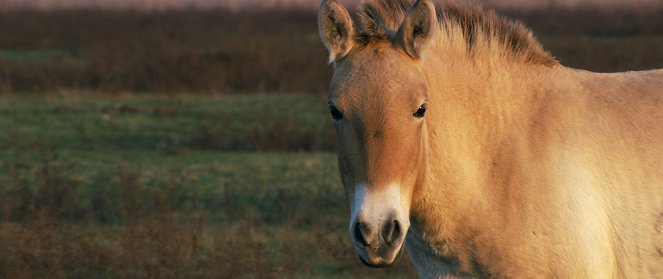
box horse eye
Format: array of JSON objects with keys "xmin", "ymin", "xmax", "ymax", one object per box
[
  {"xmin": 329, "ymin": 105, "xmax": 343, "ymax": 121},
  {"xmin": 413, "ymin": 104, "xmax": 427, "ymax": 118}
]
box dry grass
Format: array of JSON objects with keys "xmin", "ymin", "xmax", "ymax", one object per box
[
  {"xmin": 505, "ymin": 8, "xmax": 663, "ymax": 71},
  {"xmin": 0, "ymin": 7, "xmax": 662, "ymax": 94},
  {"xmin": 0, "ymin": 9, "xmax": 329, "ymax": 94}
]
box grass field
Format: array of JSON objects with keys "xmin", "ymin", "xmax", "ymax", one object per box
[
  {"xmin": 0, "ymin": 93, "xmax": 335, "ymax": 152},
  {"xmin": 0, "ymin": 93, "xmax": 417, "ymax": 278}
]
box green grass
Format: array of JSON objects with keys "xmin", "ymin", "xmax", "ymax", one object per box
[
  {"xmin": 0, "ymin": 49, "xmax": 70, "ymax": 63},
  {"xmin": 0, "ymin": 93, "xmax": 336, "ymax": 152},
  {"xmin": 0, "ymin": 94, "xmax": 417, "ymax": 278}
]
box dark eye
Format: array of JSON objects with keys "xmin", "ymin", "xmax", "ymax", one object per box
[
  {"xmin": 413, "ymin": 103, "xmax": 427, "ymax": 118},
  {"xmin": 329, "ymin": 105, "xmax": 343, "ymax": 121}
]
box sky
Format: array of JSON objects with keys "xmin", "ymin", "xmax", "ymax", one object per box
[{"xmin": 0, "ymin": 0, "xmax": 660, "ymax": 11}]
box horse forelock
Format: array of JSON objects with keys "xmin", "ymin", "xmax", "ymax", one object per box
[
  {"xmin": 354, "ymin": 0, "xmax": 558, "ymax": 66},
  {"xmin": 355, "ymin": 0, "xmax": 411, "ymax": 41}
]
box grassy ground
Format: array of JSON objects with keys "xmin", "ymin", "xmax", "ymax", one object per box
[
  {"xmin": 0, "ymin": 93, "xmax": 335, "ymax": 152},
  {"xmin": 0, "ymin": 94, "xmax": 417, "ymax": 278}
]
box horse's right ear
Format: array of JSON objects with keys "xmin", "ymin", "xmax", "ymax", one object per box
[{"xmin": 318, "ymin": 0, "xmax": 356, "ymax": 63}]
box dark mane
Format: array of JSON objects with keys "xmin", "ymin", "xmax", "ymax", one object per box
[{"xmin": 355, "ymin": 0, "xmax": 558, "ymax": 66}]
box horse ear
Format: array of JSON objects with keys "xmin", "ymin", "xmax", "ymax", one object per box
[
  {"xmin": 396, "ymin": 0, "xmax": 437, "ymax": 59},
  {"xmin": 318, "ymin": 0, "xmax": 356, "ymax": 63}
]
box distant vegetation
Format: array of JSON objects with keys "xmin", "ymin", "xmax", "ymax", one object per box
[
  {"xmin": 0, "ymin": 7, "xmax": 662, "ymax": 94},
  {"xmin": 0, "ymin": 9, "xmax": 329, "ymax": 94}
]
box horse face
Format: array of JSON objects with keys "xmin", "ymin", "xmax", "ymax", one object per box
[
  {"xmin": 327, "ymin": 46, "xmax": 429, "ymax": 267},
  {"xmin": 319, "ymin": 0, "xmax": 436, "ymax": 268}
]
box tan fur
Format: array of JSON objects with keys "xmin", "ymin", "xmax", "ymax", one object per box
[{"xmin": 319, "ymin": 0, "xmax": 663, "ymax": 277}]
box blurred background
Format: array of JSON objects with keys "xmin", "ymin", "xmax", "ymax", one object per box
[{"xmin": 0, "ymin": 0, "xmax": 662, "ymax": 278}]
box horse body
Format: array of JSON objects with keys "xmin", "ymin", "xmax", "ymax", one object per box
[
  {"xmin": 318, "ymin": 0, "xmax": 663, "ymax": 277},
  {"xmin": 411, "ymin": 59, "xmax": 663, "ymax": 277}
]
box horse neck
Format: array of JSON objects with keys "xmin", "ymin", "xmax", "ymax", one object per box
[{"xmin": 412, "ymin": 55, "xmax": 557, "ymax": 239}]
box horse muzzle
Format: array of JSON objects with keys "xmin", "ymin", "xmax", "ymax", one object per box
[
  {"xmin": 357, "ymin": 242, "xmax": 405, "ymax": 268},
  {"xmin": 351, "ymin": 218, "xmax": 409, "ymax": 268},
  {"xmin": 349, "ymin": 183, "xmax": 411, "ymax": 268}
]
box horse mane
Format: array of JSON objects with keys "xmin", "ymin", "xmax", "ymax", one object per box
[{"xmin": 354, "ymin": 0, "xmax": 558, "ymax": 66}]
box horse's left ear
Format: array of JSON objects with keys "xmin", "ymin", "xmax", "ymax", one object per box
[{"xmin": 396, "ymin": 0, "xmax": 437, "ymax": 59}]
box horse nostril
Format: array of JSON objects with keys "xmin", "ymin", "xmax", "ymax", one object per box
[
  {"xmin": 382, "ymin": 220, "xmax": 401, "ymax": 245},
  {"xmin": 354, "ymin": 222, "xmax": 370, "ymax": 246}
]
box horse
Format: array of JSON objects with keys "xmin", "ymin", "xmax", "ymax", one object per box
[{"xmin": 317, "ymin": 0, "xmax": 663, "ymax": 277}]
